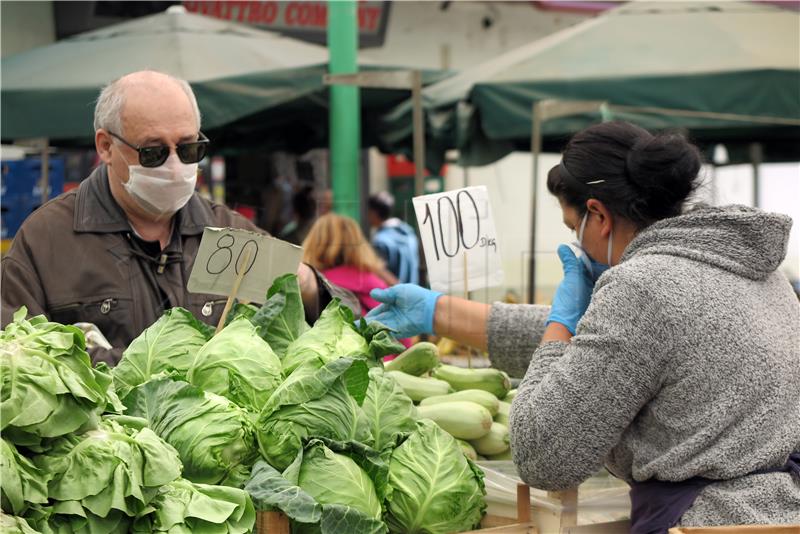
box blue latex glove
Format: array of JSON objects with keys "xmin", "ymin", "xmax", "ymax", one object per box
[
  {"xmin": 365, "ymin": 284, "xmax": 443, "ymax": 338},
  {"xmin": 546, "ymin": 244, "xmax": 595, "ymax": 335},
  {"xmin": 589, "ymin": 257, "xmax": 609, "ymax": 282}
]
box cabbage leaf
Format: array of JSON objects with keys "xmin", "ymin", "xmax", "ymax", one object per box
[
  {"xmin": 131, "ymin": 478, "xmax": 255, "ymax": 533},
  {"xmin": 361, "ymin": 368, "xmax": 418, "ymax": 452},
  {"xmin": 281, "ymin": 301, "xmax": 369, "ymax": 376},
  {"xmin": 1, "ymin": 308, "xmax": 111, "ymax": 446},
  {"xmin": 246, "ymin": 439, "xmax": 389, "ymax": 534},
  {"xmin": 0, "ymin": 512, "xmax": 40, "ymax": 534},
  {"xmin": 112, "ymin": 308, "xmax": 209, "ymax": 401},
  {"xmin": 32, "ymin": 418, "xmax": 182, "ymax": 518},
  {"xmin": 0, "ymin": 439, "xmax": 48, "ymax": 515},
  {"xmin": 249, "ymin": 273, "xmax": 308, "ymax": 357}
]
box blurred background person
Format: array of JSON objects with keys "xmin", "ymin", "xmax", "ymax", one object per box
[
  {"xmin": 317, "ymin": 188, "xmax": 334, "ymax": 216},
  {"xmin": 279, "ymin": 185, "xmax": 317, "ymax": 245},
  {"xmin": 367, "ymin": 191, "xmax": 420, "ymax": 284},
  {"xmin": 302, "ymin": 213, "xmax": 399, "ymax": 314}
]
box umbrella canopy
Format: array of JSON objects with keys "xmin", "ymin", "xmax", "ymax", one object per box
[
  {"xmin": 1, "ymin": 6, "xmax": 441, "ymax": 147},
  {"xmin": 379, "ymin": 1, "xmax": 800, "ymax": 167}
]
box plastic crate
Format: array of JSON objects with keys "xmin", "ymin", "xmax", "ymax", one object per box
[
  {"xmin": 0, "ymin": 157, "xmax": 65, "ymax": 238},
  {"xmin": 1, "ymin": 157, "xmax": 64, "ymax": 199}
]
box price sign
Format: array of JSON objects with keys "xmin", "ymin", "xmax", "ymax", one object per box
[
  {"xmin": 188, "ymin": 227, "xmax": 303, "ymax": 304},
  {"xmin": 412, "ymin": 186, "xmax": 503, "ymax": 294}
]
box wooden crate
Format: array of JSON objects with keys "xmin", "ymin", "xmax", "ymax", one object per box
[{"xmin": 254, "ymin": 484, "xmax": 630, "ymax": 534}]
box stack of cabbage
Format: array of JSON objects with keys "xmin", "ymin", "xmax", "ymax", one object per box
[
  {"xmin": 2, "ymin": 274, "xmax": 487, "ymax": 534},
  {"xmin": 384, "ymin": 343, "xmax": 516, "ymax": 461},
  {"xmin": 0, "ymin": 309, "xmax": 254, "ymax": 534}
]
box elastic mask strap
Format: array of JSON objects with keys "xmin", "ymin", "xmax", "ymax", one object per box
[{"xmin": 577, "ymin": 212, "xmax": 589, "ymax": 247}]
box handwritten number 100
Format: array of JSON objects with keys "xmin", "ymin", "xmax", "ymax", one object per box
[{"xmin": 421, "ymin": 191, "xmax": 480, "ymax": 261}]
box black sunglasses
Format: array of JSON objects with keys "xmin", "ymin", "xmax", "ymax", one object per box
[{"xmin": 108, "ymin": 131, "xmax": 209, "ymax": 168}]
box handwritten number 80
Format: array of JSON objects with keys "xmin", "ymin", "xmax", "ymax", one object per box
[
  {"xmin": 205, "ymin": 234, "xmax": 258, "ymax": 275},
  {"xmin": 421, "ymin": 190, "xmax": 481, "ymax": 261}
]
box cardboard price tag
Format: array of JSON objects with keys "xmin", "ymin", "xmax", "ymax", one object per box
[
  {"xmin": 188, "ymin": 227, "xmax": 303, "ymax": 304},
  {"xmin": 412, "ymin": 186, "xmax": 504, "ymax": 294}
]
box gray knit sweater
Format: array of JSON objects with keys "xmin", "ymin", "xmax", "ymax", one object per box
[{"xmin": 488, "ymin": 205, "xmax": 800, "ymax": 525}]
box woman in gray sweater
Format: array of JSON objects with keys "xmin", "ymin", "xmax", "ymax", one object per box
[{"xmin": 366, "ymin": 122, "xmax": 799, "ymax": 530}]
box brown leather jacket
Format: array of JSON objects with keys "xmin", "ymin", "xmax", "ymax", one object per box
[{"xmin": 1, "ymin": 165, "xmax": 356, "ymax": 365}]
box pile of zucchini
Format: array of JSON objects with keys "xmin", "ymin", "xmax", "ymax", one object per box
[{"xmin": 385, "ymin": 342, "xmax": 518, "ymax": 461}]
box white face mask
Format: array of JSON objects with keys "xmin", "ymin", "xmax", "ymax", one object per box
[
  {"xmin": 121, "ymin": 152, "xmax": 197, "ymax": 218},
  {"xmin": 572, "ymin": 212, "xmax": 613, "ymax": 275}
]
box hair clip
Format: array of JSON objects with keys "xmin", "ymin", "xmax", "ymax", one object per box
[{"xmin": 585, "ymin": 179, "xmax": 606, "ymax": 185}]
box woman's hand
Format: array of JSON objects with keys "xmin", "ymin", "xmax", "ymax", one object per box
[
  {"xmin": 365, "ymin": 284, "xmax": 442, "ymax": 338},
  {"xmin": 546, "ymin": 244, "xmax": 595, "ymax": 335}
]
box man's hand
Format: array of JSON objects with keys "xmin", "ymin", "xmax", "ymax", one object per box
[
  {"xmin": 74, "ymin": 322, "xmax": 113, "ymax": 350},
  {"xmin": 365, "ymin": 284, "xmax": 442, "ymax": 338},
  {"xmin": 297, "ymin": 262, "xmax": 319, "ymax": 318}
]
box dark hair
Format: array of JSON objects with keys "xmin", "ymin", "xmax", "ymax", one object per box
[
  {"xmin": 546, "ymin": 121, "xmax": 702, "ymax": 227},
  {"xmin": 368, "ymin": 191, "xmax": 395, "ymax": 221},
  {"xmin": 293, "ymin": 186, "xmax": 317, "ymax": 220}
]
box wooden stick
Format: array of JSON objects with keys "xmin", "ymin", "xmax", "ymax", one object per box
[
  {"xmin": 463, "ymin": 253, "xmax": 471, "ymax": 369},
  {"xmin": 215, "ymin": 246, "xmax": 252, "ymax": 334}
]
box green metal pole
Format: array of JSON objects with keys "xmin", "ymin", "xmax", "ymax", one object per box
[{"xmin": 328, "ymin": 0, "xmax": 360, "ymax": 222}]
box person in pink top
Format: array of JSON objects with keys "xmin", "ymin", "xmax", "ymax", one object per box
[
  {"xmin": 302, "ymin": 213, "xmax": 398, "ymax": 314},
  {"xmin": 302, "ymin": 214, "xmax": 411, "ymax": 351}
]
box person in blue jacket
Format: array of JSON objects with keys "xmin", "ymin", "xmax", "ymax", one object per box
[{"xmin": 367, "ymin": 191, "xmax": 420, "ymax": 285}]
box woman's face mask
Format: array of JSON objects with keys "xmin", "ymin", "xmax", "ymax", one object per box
[
  {"xmin": 120, "ymin": 151, "xmax": 197, "ymax": 218},
  {"xmin": 572, "ymin": 211, "xmax": 613, "ymax": 279}
]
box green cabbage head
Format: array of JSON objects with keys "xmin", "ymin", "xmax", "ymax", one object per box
[
  {"xmin": 188, "ymin": 318, "xmax": 282, "ymax": 412},
  {"xmin": 123, "ymin": 377, "xmax": 259, "ymax": 487},
  {"xmin": 257, "ymin": 359, "xmax": 372, "ymax": 471},
  {"xmin": 386, "ymin": 419, "xmax": 486, "ymax": 534}
]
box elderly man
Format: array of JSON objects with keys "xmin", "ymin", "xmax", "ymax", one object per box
[{"xmin": 1, "ymin": 70, "xmax": 350, "ymax": 364}]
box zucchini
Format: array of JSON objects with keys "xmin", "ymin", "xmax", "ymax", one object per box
[
  {"xmin": 469, "ymin": 422, "xmax": 510, "ymax": 456},
  {"xmin": 384, "ymin": 342, "xmax": 439, "ymax": 376},
  {"xmin": 419, "ymin": 389, "xmax": 500, "ymax": 416},
  {"xmin": 386, "ymin": 371, "xmax": 452, "ymax": 402},
  {"xmin": 417, "ymin": 401, "xmax": 493, "ymax": 440},
  {"xmin": 504, "ymin": 389, "xmax": 517, "ymax": 403},
  {"xmin": 456, "ymin": 439, "xmax": 478, "ymax": 461},
  {"xmin": 431, "ymin": 364, "xmax": 512, "ymax": 399},
  {"xmin": 494, "ymin": 401, "xmax": 510, "ymax": 426},
  {"xmin": 486, "ymin": 449, "xmax": 513, "ymax": 461}
]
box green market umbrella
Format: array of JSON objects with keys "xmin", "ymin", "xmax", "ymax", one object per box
[
  {"xmin": 0, "ymin": 6, "xmax": 449, "ymax": 149},
  {"xmin": 378, "ymin": 1, "xmax": 800, "ymax": 168},
  {"xmin": 1, "ymin": 6, "xmax": 330, "ymax": 142}
]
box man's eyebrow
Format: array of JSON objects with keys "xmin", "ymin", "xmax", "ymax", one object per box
[{"xmin": 140, "ymin": 137, "xmax": 166, "ymax": 146}]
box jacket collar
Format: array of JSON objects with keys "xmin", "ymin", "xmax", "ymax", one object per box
[{"xmin": 73, "ymin": 164, "xmax": 214, "ymax": 236}]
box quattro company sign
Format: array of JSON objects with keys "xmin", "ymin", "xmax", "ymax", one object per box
[{"xmin": 183, "ymin": 1, "xmax": 391, "ymax": 47}]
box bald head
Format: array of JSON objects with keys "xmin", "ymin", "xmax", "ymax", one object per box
[{"xmin": 93, "ymin": 70, "xmax": 201, "ymax": 135}]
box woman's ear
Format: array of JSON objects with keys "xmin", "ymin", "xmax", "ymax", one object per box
[{"xmin": 585, "ymin": 198, "xmax": 613, "ymax": 238}]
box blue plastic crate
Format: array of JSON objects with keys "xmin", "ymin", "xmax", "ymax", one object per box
[
  {"xmin": 1, "ymin": 157, "xmax": 65, "ymax": 199},
  {"xmin": 1, "ymin": 157, "xmax": 65, "ymax": 239}
]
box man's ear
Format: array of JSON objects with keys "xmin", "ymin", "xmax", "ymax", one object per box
[
  {"xmin": 95, "ymin": 129, "xmax": 113, "ymax": 165},
  {"xmin": 585, "ymin": 198, "xmax": 613, "ymax": 238}
]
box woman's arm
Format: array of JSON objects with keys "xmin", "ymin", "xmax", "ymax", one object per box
[
  {"xmin": 509, "ymin": 275, "xmax": 667, "ymax": 490},
  {"xmin": 432, "ymin": 295, "xmax": 491, "ymax": 351}
]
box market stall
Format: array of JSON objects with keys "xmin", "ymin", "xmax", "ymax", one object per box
[{"xmin": 0, "ymin": 271, "xmax": 639, "ymax": 534}]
